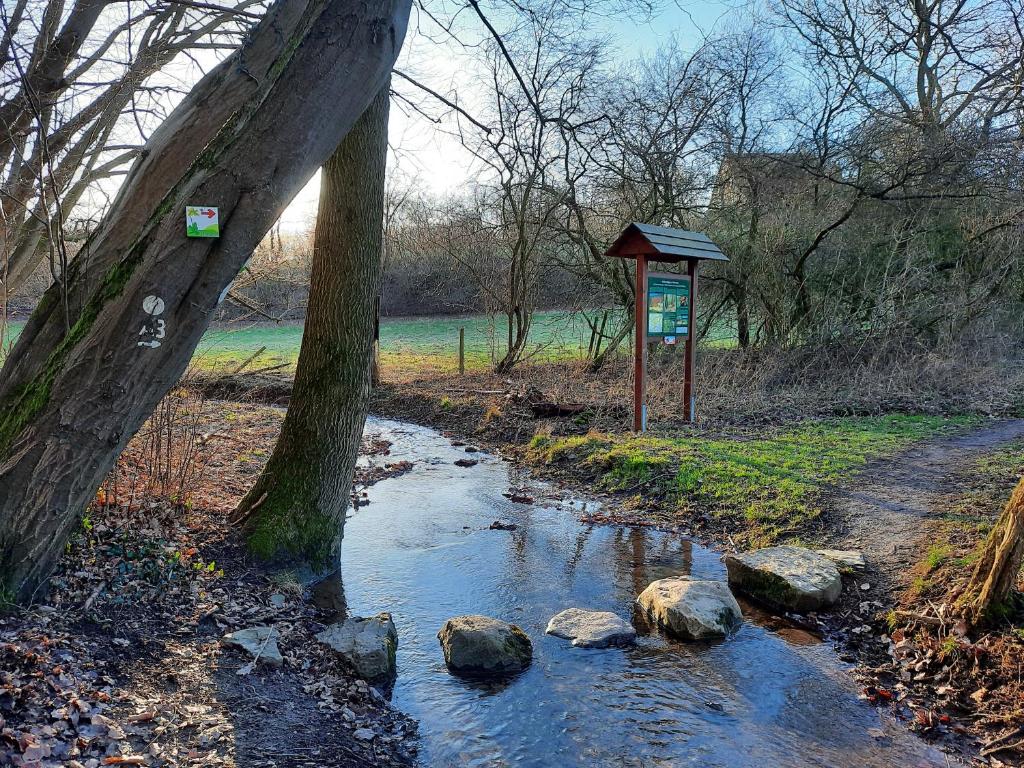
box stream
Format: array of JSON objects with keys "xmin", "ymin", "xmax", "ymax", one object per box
[{"xmin": 341, "ymin": 417, "xmax": 958, "ymax": 767}]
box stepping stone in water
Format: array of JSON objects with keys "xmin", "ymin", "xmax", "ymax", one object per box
[
  {"xmin": 438, "ymin": 615, "xmax": 532, "ymax": 677},
  {"xmin": 637, "ymin": 577, "xmax": 742, "ymax": 640},
  {"xmin": 545, "ymin": 608, "xmax": 636, "ymax": 648}
]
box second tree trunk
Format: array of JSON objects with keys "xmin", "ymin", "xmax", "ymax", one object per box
[{"xmin": 231, "ymin": 83, "xmax": 391, "ymax": 574}]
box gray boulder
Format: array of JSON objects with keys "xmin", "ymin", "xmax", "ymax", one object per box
[
  {"xmin": 222, "ymin": 626, "xmax": 283, "ymax": 666},
  {"xmin": 725, "ymin": 545, "xmax": 842, "ymax": 612},
  {"xmin": 545, "ymin": 608, "xmax": 636, "ymax": 648},
  {"xmin": 637, "ymin": 577, "xmax": 742, "ymax": 640},
  {"xmin": 438, "ymin": 615, "xmax": 532, "ymax": 676},
  {"xmin": 317, "ymin": 613, "xmax": 398, "ymax": 682}
]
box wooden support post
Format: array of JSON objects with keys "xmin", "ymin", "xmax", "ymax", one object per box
[
  {"xmin": 458, "ymin": 327, "xmax": 465, "ymax": 375},
  {"xmin": 682, "ymin": 259, "xmax": 698, "ymax": 423},
  {"xmin": 633, "ymin": 254, "xmax": 648, "ymax": 432}
]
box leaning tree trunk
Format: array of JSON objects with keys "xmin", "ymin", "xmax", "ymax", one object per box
[
  {"xmin": 958, "ymin": 474, "xmax": 1024, "ymax": 626},
  {"xmin": 0, "ymin": 0, "xmax": 411, "ymax": 604},
  {"xmin": 231, "ymin": 82, "xmax": 390, "ymax": 574}
]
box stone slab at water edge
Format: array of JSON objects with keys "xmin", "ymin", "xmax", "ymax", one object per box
[
  {"xmin": 816, "ymin": 549, "xmax": 867, "ymax": 569},
  {"xmin": 317, "ymin": 613, "xmax": 398, "ymax": 683},
  {"xmin": 221, "ymin": 626, "xmax": 283, "ymax": 666},
  {"xmin": 636, "ymin": 577, "xmax": 742, "ymax": 640},
  {"xmin": 725, "ymin": 546, "xmax": 843, "ymax": 612},
  {"xmin": 545, "ymin": 608, "xmax": 637, "ymax": 648},
  {"xmin": 438, "ymin": 615, "xmax": 532, "ymax": 676}
]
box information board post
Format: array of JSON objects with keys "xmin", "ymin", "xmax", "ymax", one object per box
[
  {"xmin": 633, "ymin": 254, "xmax": 647, "ymax": 432},
  {"xmin": 682, "ymin": 259, "xmax": 698, "ymax": 423},
  {"xmin": 605, "ymin": 223, "xmax": 727, "ymax": 433}
]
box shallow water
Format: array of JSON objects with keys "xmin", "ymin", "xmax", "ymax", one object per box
[{"xmin": 341, "ymin": 417, "xmax": 956, "ymax": 768}]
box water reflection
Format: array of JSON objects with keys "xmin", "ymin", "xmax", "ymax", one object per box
[{"xmin": 339, "ymin": 417, "xmax": 957, "ymax": 768}]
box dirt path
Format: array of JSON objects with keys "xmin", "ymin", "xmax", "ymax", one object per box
[{"xmin": 827, "ymin": 418, "xmax": 1024, "ymax": 595}]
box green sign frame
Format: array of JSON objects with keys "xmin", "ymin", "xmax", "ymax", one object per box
[
  {"xmin": 186, "ymin": 206, "xmax": 220, "ymax": 238},
  {"xmin": 646, "ymin": 272, "xmax": 691, "ymax": 342}
]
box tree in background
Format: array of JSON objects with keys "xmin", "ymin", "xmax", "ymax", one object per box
[
  {"xmin": 0, "ymin": 0, "xmax": 266, "ymax": 296},
  {"xmin": 455, "ymin": 6, "xmax": 600, "ymax": 373},
  {"xmin": 0, "ymin": 0, "xmax": 411, "ymax": 604},
  {"xmin": 562, "ymin": 37, "xmax": 724, "ymax": 367},
  {"xmin": 231, "ymin": 82, "xmax": 390, "ymax": 579}
]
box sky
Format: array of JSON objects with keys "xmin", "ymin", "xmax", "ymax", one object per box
[{"xmin": 275, "ymin": 0, "xmax": 738, "ymax": 231}]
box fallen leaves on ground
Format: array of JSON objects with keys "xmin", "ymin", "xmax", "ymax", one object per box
[{"xmin": 1, "ymin": 400, "xmax": 418, "ymax": 767}]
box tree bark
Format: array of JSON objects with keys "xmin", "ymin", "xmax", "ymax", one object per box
[
  {"xmin": 0, "ymin": 0, "xmax": 411, "ymax": 604},
  {"xmin": 231, "ymin": 82, "xmax": 390, "ymax": 574},
  {"xmin": 958, "ymin": 474, "xmax": 1024, "ymax": 626},
  {"xmin": 736, "ymin": 284, "xmax": 751, "ymax": 348}
]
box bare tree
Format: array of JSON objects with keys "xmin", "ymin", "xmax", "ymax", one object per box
[
  {"xmin": 556, "ymin": 36, "xmax": 724, "ymax": 366},
  {"xmin": 450, "ymin": 3, "xmax": 602, "ymax": 372},
  {"xmin": 0, "ymin": 0, "xmax": 266, "ymax": 297},
  {"xmin": 231, "ymin": 82, "xmax": 391, "ymax": 577}
]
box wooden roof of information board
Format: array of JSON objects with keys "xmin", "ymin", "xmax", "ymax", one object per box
[{"xmin": 604, "ymin": 222, "xmax": 728, "ymax": 262}]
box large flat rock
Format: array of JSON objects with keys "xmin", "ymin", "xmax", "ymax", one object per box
[
  {"xmin": 725, "ymin": 545, "xmax": 842, "ymax": 612},
  {"xmin": 317, "ymin": 613, "xmax": 398, "ymax": 682},
  {"xmin": 545, "ymin": 608, "xmax": 636, "ymax": 648},
  {"xmin": 637, "ymin": 577, "xmax": 742, "ymax": 640},
  {"xmin": 438, "ymin": 615, "xmax": 532, "ymax": 676}
]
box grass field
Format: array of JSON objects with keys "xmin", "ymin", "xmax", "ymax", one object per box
[
  {"xmin": 2, "ymin": 310, "xmax": 737, "ymax": 376},
  {"xmin": 196, "ymin": 310, "xmax": 600, "ymax": 373}
]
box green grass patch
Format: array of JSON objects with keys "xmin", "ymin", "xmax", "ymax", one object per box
[
  {"xmin": 924, "ymin": 543, "xmax": 953, "ymax": 571},
  {"xmin": 528, "ymin": 414, "xmax": 976, "ymax": 545}
]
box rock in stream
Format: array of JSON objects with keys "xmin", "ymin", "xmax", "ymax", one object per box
[
  {"xmin": 545, "ymin": 608, "xmax": 636, "ymax": 648},
  {"xmin": 438, "ymin": 615, "xmax": 532, "ymax": 676},
  {"xmin": 637, "ymin": 577, "xmax": 742, "ymax": 640}
]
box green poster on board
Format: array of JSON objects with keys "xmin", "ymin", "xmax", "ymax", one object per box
[{"xmin": 646, "ymin": 272, "xmax": 691, "ymax": 342}]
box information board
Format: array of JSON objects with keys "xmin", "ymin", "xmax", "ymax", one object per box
[{"xmin": 646, "ymin": 272, "xmax": 691, "ymax": 342}]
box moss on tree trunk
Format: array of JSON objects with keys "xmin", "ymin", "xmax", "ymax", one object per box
[{"xmin": 231, "ymin": 83, "xmax": 391, "ymax": 573}]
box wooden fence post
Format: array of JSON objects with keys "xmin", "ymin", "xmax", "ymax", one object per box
[{"xmin": 459, "ymin": 327, "xmax": 465, "ymax": 375}]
